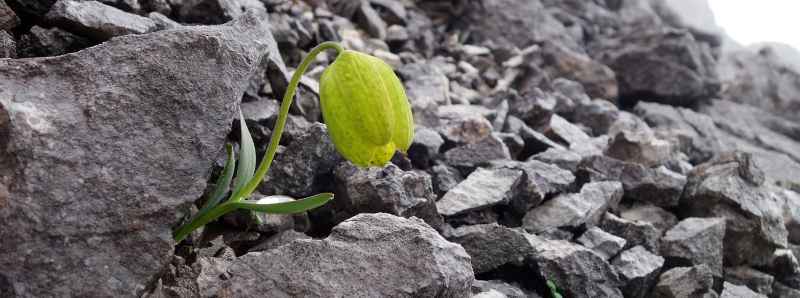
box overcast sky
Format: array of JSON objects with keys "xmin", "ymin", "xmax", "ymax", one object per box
[{"xmin": 709, "ymin": 0, "xmax": 800, "ymax": 50}]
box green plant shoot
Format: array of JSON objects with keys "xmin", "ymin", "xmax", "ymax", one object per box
[
  {"xmin": 547, "ymin": 280, "xmax": 563, "ymax": 298},
  {"xmin": 173, "ymin": 41, "xmax": 414, "ymax": 242}
]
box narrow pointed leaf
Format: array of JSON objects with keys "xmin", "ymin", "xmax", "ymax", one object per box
[
  {"xmin": 198, "ymin": 144, "xmax": 235, "ymax": 215},
  {"xmin": 231, "ymin": 108, "xmax": 256, "ymax": 199},
  {"xmin": 231, "ymin": 193, "xmax": 334, "ymax": 214}
]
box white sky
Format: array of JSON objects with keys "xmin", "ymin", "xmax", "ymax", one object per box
[{"xmin": 709, "ymin": 0, "xmax": 800, "ymax": 50}]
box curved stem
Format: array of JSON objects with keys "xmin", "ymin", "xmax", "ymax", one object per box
[
  {"xmin": 234, "ymin": 41, "xmax": 343, "ymax": 201},
  {"xmin": 173, "ymin": 202, "xmax": 236, "ymax": 243}
]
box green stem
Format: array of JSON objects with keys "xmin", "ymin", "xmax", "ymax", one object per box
[{"xmin": 173, "ymin": 42, "xmax": 344, "ymax": 243}]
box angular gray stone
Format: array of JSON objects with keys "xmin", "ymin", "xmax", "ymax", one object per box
[
  {"xmin": 329, "ymin": 163, "xmax": 443, "ymax": 229},
  {"xmin": 634, "ymin": 101, "xmax": 723, "ymax": 164},
  {"xmin": 437, "ymin": 167, "xmax": 523, "ymax": 217},
  {"xmin": 472, "ymin": 280, "xmax": 531, "ymax": 298},
  {"xmin": 523, "ymin": 182, "xmax": 623, "ymax": 233},
  {"xmin": 606, "ymin": 111, "xmax": 674, "ymax": 167},
  {"xmin": 354, "ymin": 0, "xmax": 386, "ymax": 39},
  {"xmin": 527, "ymin": 235, "xmax": 624, "ymax": 298},
  {"xmin": 577, "ymin": 226, "xmax": 627, "ymax": 260},
  {"xmin": 0, "ymin": 30, "xmax": 13, "ymax": 58},
  {"xmin": 682, "ymin": 152, "xmax": 788, "ymax": 266},
  {"xmin": 397, "ymin": 62, "xmax": 450, "ymax": 127},
  {"xmin": 177, "ymin": 0, "xmax": 265, "ymax": 24},
  {"xmin": 45, "ymin": 0, "xmax": 157, "ymax": 41},
  {"xmin": 16, "ymin": 25, "xmax": 91, "ymax": 58},
  {"xmin": 660, "ymin": 217, "xmax": 726, "ymax": 278},
  {"xmin": 407, "ymin": 126, "xmax": 444, "ymax": 168},
  {"xmin": 0, "ymin": 0, "xmax": 19, "ymax": 30},
  {"xmin": 247, "ymin": 229, "xmax": 310, "ymax": 253},
  {"xmin": 601, "ymin": 212, "xmax": 661, "ymax": 252},
  {"xmin": 620, "ymin": 203, "xmax": 679, "ymax": 234},
  {"xmin": 776, "ymin": 188, "xmax": 800, "ymax": 244},
  {"xmin": 721, "ymin": 282, "xmax": 767, "ymax": 298},
  {"xmin": 221, "ymin": 213, "xmax": 475, "ymax": 297},
  {"xmin": 579, "ymin": 155, "xmax": 687, "ymax": 208},
  {"xmin": 490, "ymin": 159, "xmax": 575, "ymax": 214},
  {"xmin": 148, "ymin": 12, "xmax": 182, "ymax": 30},
  {"xmin": 448, "ymin": 223, "xmax": 531, "ymax": 274},
  {"xmin": 774, "ymin": 282, "xmax": 800, "ymax": 298},
  {"xmin": 533, "ymin": 147, "xmax": 582, "ymax": 172},
  {"xmin": 612, "ymin": 246, "xmax": 665, "ymax": 298},
  {"xmin": 724, "ymin": 267, "xmax": 774, "ymax": 296},
  {"xmin": 0, "ymin": 12, "xmax": 273, "ymax": 297},
  {"xmin": 444, "ymin": 134, "xmax": 511, "ymax": 170},
  {"xmin": 431, "ymin": 163, "xmax": 463, "ymax": 197},
  {"xmin": 652, "ymin": 265, "xmax": 717, "ymax": 298}
]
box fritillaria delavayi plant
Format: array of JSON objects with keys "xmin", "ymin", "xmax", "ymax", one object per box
[{"xmin": 173, "ymin": 42, "xmax": 414, "ymax": 242}]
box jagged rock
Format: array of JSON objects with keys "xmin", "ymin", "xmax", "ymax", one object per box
[
  {"xmin": 724, "ymin": 267, "xmax": 774, "ymax": 296},
  {"xmin": 721, "ymin": 282, "xmax": 768, "ymax": 298},
  {"xmin": 437, "ymin": 113, "xmax": 493, "ymax": 146},
  {"xmin": 776, "ymin": 188, "xmax": 800, "ymax": 244},
  {"xmin": 177, "ymin": 0, "xmax": 265, "ymax": 24},
  {"xmin": 606, "ymin": 111, "xmax": 674, "ymax": 167},
  {"xmin": 45, "ymin": 0, "xmax": 157, "ymax": 41},
  {"xmin": 472, "ymin": 280, "xmax": 531, "ymax": 298},
  {"xmin": 660, "ymin": 217, "xmax": 726, "ymax": 278},
  {"xmin": 544, "ymin": 114, "xmax": 591, "ymax": 148},
  {"xmin": 259, "ymin": 123, "xmax": 342, "ymax": 198},
  {"xmin": 490, "ymin": 159, "xmax": 575, "ymax": 214},
  {"xmin": 620, "ymin": 203, "xmax": 678, "ymax": 234},
  {"xmin": 634, "ymin": 101, "xmax": 723, "ymax": 164},
  {"xmin": 533, "ymin": 147, "xmax": 582, "ymax": 172},
  {"xmin": 436, "ymin": 167, "xmax": 523, "ymax": 217},
  {"xmin": 577, "ymin": 226, "xmax": 627, "ymax": 260},
  {"xmin": 0, "ymin": 12, "xmax": 273, "ymax": 296},
  {"xmin": 774, "ymin": 282, "xmax": 800, "ymax": 298},
  {"xmin": 681, "ymin": 152, "xmax": 788, "ymax": 266},
  {"xmin": 248, "ymin": 229, "xmax": 310, "ymax": 253},
  {"xmin": 397, "ymin": 62, "xmax": 450, "ymax": 126},
  {"xmin": 612, "ymin": 246, "xmax": 665, "ymax": 298},
  {"xmin": 0, "ymin": 30, "xmax": 13, "ymax": 58},
  {"xmin": 536, "ymin": 41, "xmax": 618, "ymax": 100},
  {"xmin": 572, "ymin": 98, "xmax": 621, "ymax": 136},
  {"xmin": 472, "ymin": 289, "xmax": 506, "ymax": 298},
  {"xmin": 505, "ymin": 88, "xmax": 555, "ymax": 131},
  {"xmin": 652, "ymin": 265, "xmax": 717, "ymax": 298},
  {"xmin": 354, "ymin": 0, "xmax": 386, "ymax": 39},
  {"xmin": 148, "ymin": 12, "xmax": 182, "ymax": 30},
  {"xmin": 505, "ymin": 116, "xmax": 566, "ymax": 159},
  {"xmin": 221, "ymin": 213, "xmax": 474, "ymax": 297},
  {"xmin": 327, "ymin": 163, "xmax": 443, "ymax": 229},
  {"xmin": 430, "ymin": 163, "xmax": 463, "ymax": 197},
  {"xmin": 652, "ymin": 0, "xmax": 722, "ymax": 45},
  {"xmin": 527, "ymin": 235, "xmax": 624, "ymax": 298},
  {"xmin": 447, "ymin": 223, "xmax": 530, "ymax": 274},
  {"xmin": 4, "ymin": 0, "xmax": 56, "ymax": 18},
  {"xmin": 579, "ymin": 155, "xmax": 687, "ymax": 208},
  {"xmin": 523, "ymin": 181, "xmax": 622, "ymax": 233},
  {"xmin": 769, "ymin": 249, "xmax": 800, "ymax": 288},
  {"xmin": 601, "ymin": 212, "xmax": 661, "ymax": 252},
  {"xmin": 408, "ymin": 126, "xmax": 444, "ymax": 168},
  {"xmin": 0, "ymin": 0, "xmax": 19, "ymax": 30},
  {"xmin": 444, "ymin": 134, "xmax": 511, "ymax": 170},
  {"xmin": 16, "ymin": 25, "xmax": 91, "ymax": 58}
]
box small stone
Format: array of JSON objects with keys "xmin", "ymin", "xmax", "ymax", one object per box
[
  {"xmin": 17, "ymin": 25, "xmax": 91, "ymax": 58},
  {"xmin": 386, "ymin": 24, "xmax": 408, "ymax": 45},
  {"xmin": 443, "ymin": 134, "xmax": 511, "ymax": 170},
  {"xmin": 408, "ymin": 126, "xmax": 444, "ymax": 168},
  {"xmin": 532, "ymin": 147, "xmax": 582, "ymax": 172},
  {"xmin": 721, "ymin": 282, "xmax": 768, "ymax": 298},
  {"xmin": 45, "ymin": 0, "xmax": 157, "ymax": 41},
  {"xmin": 522, "ymin": 181, "xmax": 622, "ymax": 233},
  {"xmin": 579, "ymin": 155, "xmax": 687, "ymax": 208},
  {"xmin": 769, "ymin": 249, "xmax": 800, "ymax": 287},
  {"xmin": 472, "ymin": 280, "xmax": 531, "ymax": 298},
  {"xmin": 606, "ymin": 111, "xmax": 674, "ymax": 167},
  {"xmin": 652, "ymin": 265, "xmax": 717, "ymax": 298},
  {"xmin": 612, "ymin": 246, "xmax": 665, "ymax": 298},
  {"xmin": 248, "ymin": 230, "xmax": 310, "ymax": 253},
  {"xmin": 490, "ymin": 159, "xmax": 575, "ymax": 214},
  {"xmin": 601, "ymin": 212, "xmax": 661, "ymax": 252},
  {"xmin": 660, "ymin": 217, "xmax": 726, "ymax": 278},
  {"xmin": 430, "ymin": 163, "xmax": 463, "ymax": 197},
  {"xmin": 148, "ymin": 12, "xmax": 182, "ymax": 30},
  {"xmin": 620, "ymin": 203, "xmax": 678, "ymax": 234},
  {"xmin": 438, "ymin": 114, "xmax": 493, "ymax": 145},
  {"xmin": 724, "ymin": 267, "xmax": 774, "ymax": 296},
  {"xmin": 354, "ymin": 0, "xmax": 386, "ymax": 39},
  {"xmin": 0, "ymin": 30, "xmax": 13, "ymax": 58},
  {"xmin": 178, "ymin": 0, "xmax": 265, "ymax": 24},
  {"xmin": 577, "ymin": 227, "xmax": 627, "ymax": 260},
  {"xmin": 447, "ymin": 223, "xmax": 531, "ymax": 274},
  {"xmin": 773, "ymin": 282, "xmax": 800, "ymax": 298},
  {"xmin": 397, "ymin": 62, "xmax": 450, "ymax": 126},
  {"xmin": 0, "ymin": 0, "xmax": 20, "ymax": 30},
  {"xmin": 437, "ymin": 167, "xmax": 523, "ymax": 217},
  {"xmin": 776, "ymin": 188, "xmax": 800, "ymax": 244}
]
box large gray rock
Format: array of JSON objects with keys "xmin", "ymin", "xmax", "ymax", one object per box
[
  {"xmin": 724, "ymin": 267, "xmax": 774, "ymax": 296},
  {"xmin": 612, "ymin": 246, "xmax": 665, "ymax": 298},
  {"xmin": 605, "ymin": 111, "xmax": 674, "ymax": 167},
  {"xmin": 652, "ymin": 265, "xmax": 717, "ymax": 298},
  {"xmin": 681, "ymin": 152, "xmax": 789, "ymax": 266},
  {"xmin": 447, "ymin": 223, "xmax": 531, "ymax": 274},
  {"xmin": 522, "ymin": 181, "xmax": 623, "ymax": 233},
  {"xmin": 489, "ymin": 159, "xmax": 575, "ymax": 214},
  {"xmin": 721, "ymin": 282, "xmax": 767, "ymax": 298},
  {"xmin": 577, "ymin": 227, "xmax": 627, "ymax": 261},
  {"xmin": 600, "ymin": 212, "xmax": 661, "ymax": 252},
  {"xmin": 45, "ymin": 0, "xmax": 157, "ymax": 41},
  {"xmin": 0, "ymin": 12, "xmax": 273, "ymax": 297},
  {"xmin": 660, "ymin": 217, "xmax": 726, "ymax": 278},
  {"xmin": 620, "ymin": 203, "xmax": 678, "ymax": 234},
  {"xmin": 436, "ymin": 167, "xmax": 523, "ymax": 217},
  {"xmin": 221, "ymin": 213, "xmax": 475, "ymax": 297}
]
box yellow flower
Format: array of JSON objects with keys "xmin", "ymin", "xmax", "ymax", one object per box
[{"xmin": 319, "ymin": 50, "xmax": 414, "ymax": 167}]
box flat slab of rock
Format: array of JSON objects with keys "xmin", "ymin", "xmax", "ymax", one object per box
[
  {"xmin": 523, "ymin": 181, "xmax": 622, "ymax": 233},
  {"xmin": 0, "ymin": 12, "xmax": 274, "ymax": 297},
  {"xmin": 221, "ymin": 213, "xmax": 475, "ymax": 297},
  {"xmin": 652, "ymin": 265, "xmax": 717, "ymax": 298},
  {"xmin": 45, "ymin": 0, "xmax": 157, "ymax": 40},
  {"xmin": 437, "ymin": 167, "xmax": 523, "ymax": 217}
]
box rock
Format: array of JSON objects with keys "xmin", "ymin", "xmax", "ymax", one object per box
[
  {"xmin": 571, "ymin": 98, "xmax": 621, "ymax": 136},
  {"xmin": 769, "ymin": 249, "xmax": 800, "ymax": 287},
  {"xmin": 721, "ymin": 282, "xmax": 768, "ymax": 298},
  {"xmin": 532, "ymin": 147, "xmax": 582, "ymax": 172},
  {"xmin": 612, "ymin": 246, "xmax": 665, "ymax": 298},
  {"xmin": 0, "ymin": 0, "xmax": 19, "ymax": 30},
  {"xmin": 601, "ymin": 212, "xmax": 661, "ymax": 252},
  {"xmin": 505, "ymin": 116, "xmax": 566, "ymax": 159},
  {"xmin": 490, "ymin": 159, "xmax": 575, "ymax": 214},
  {"xmin": 0, "ymin": 30, "xmax": 13, "ymax": 58},
  {"xmin": 436, "ymin": 167, "xmax": 523, "ymax": 217},
  {"xmin": 368, "ymin": 0, "xmax": 405, "ymax": 25},
  {"xmin": 430, "ymin": 163, "xmax": 463, "ymax": 197},
  {"xmin": 328, "ymin": 163, "xmax": 443, "ymax": 229},
  {"xmin": 407, "ymin": 126, "xmax": 444, "ymax": 168},
  {"xmin": 354, "ymin": 0, "xmax": 386, "ymax": 39},
  {"xmin": 652, "ymin": 265, "xmax": 717, "ymax": 298},
  {"xmin": 527, "ymin": 235, "xmax": 624, "ymax": 298},
  {"xmin": 4, "ymin": 0, "xmax": 56, "ymax": 18},
  {"xmin": 545, "ymin": 114, "xmax": 592, "ymax": 148},
  {"xmin": 221, "ymin": 213, "xmax": 474, "ymax": 297},
  {"xmin": 578, "ymin": 155, "xmax": 687, "ymax": 208},
  {"xmin": 397, "ymin": 62, "xmax": 450, "ymax": 127},
  {"xmin": 620, "ymin": 203, "xmax": 678, "ymax": 234},
  {"xmin": 593, "ymin": 30, "xmax": 719, "ymax": 106},
  {"xmin": 523, "ymin": 182, "xmax": 623, "ymax": 233},
  {"xmin": 437, "ymin": 113, "xmax": 493, "ymax": 145},
  {"xmin": 177, "ymin": 0, "xmax": 265, "ymax": 24},
  {"xmin": 660, "ymin": 217, "xmax": 726, "ymax": 278},
  {"xmin": 472, "ymin": 289, "xmax": 506, "ymax": 298},
  {"xmin": 45, "ymin": 0, "xmax": 157, "ymax": 41},
  {"xmin": 259, "ymin": 123, "xmax": 343, "ymax": 198},
  {"xmin": 248, "ymin": 229, "xmax": 310, "ymax": 253},
  {"xmin": 776, "ymin": 188, "xmax": 800, "ymax": 244},
  {"xmin": 148, "ymin": 12, "xmax": 182, "ymax": 30},
  {"xmin": 472, "ymin": 280, "xmax": 530, "ymax": 298},
  {"xmin": 443, "ymin": 134, "xmax": 511, "ymax": 170},
  {"xmin": 652, "ymin": 0, "xmax": 723, "ymax": 45},
  {"xmin": 577, "ymin": 226, "xmax": 627, "ymax": 260},
  {"xmin": 634, "ymin": 101, "xmax": 723, "ymax": 164},
  {"xmin": 605, "ymin": 111, "xmax": 674, "ymax": 167},
  {"xmin": 504, "ymin": 88, "xmax": 555, "ymax": 131},
  {"xmin": 16, "ymin": 25, "xmax": 91, "ymax": 58},
  {"xmin": 681, "ymin": 152, "xmax": 788, "ymax": 266},
  {"xmin": 536, "ymin": 41, "xmax": 618, "ymax": 100},
  {"xmin": 447, "ymin": 223, "xmax": 531, "ymax": 274},
  {"xmin": 774, "ymin": 282, "xmax": 800, "ymax": 298},
  {"xmin": 193, "ymin": 256, "xmax": 233, "ymax": 297},
  {"xmin": 0, "ymin": 12, "xmax": 274, "ymax": 297},
  {"xmin": 222, "ymin": 195, "xmax": 299, "ymax": 233},
  {"xmin": 724, "ymin": 267, "xmax": 774, "ymax": 296}
]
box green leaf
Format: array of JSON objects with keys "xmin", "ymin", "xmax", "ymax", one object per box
[
  {"xmin": 231, "ymin": 193, "xmax": 334, "ymax": 214},
  {"xmin": 197, "ymin": 144, "xmax": 235, "ymax": 215},
  {"xmin": 547, "ymin": 280, "xmax": 563, "ymax": 298},
  {"xmin": 231, "ymin": 108, "xmax": 256, "ymax": 199}
]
